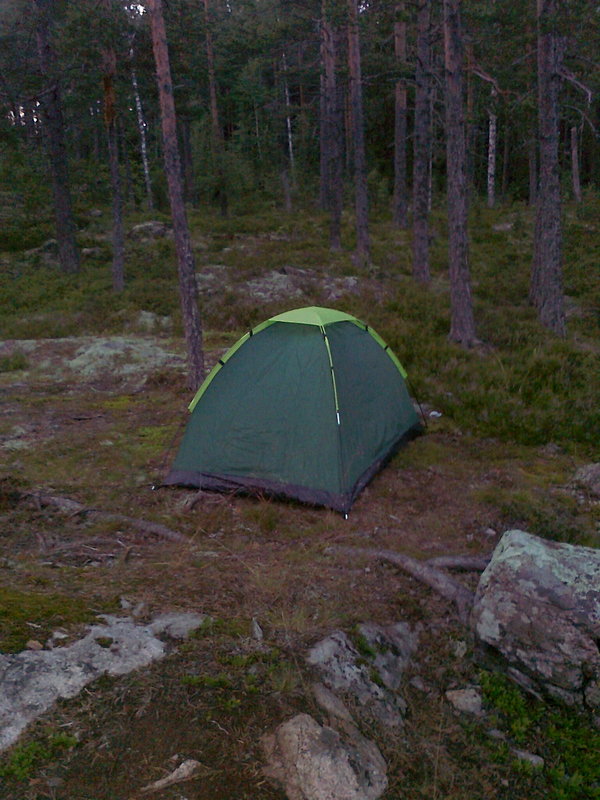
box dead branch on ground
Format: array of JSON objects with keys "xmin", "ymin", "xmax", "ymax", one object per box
[
  {"xmin": 18, "ymin": 490, "xmax": 188, "ymax": 544},
  {"xmin": 327, "ymin": 545, "xmax": 479, "ymax": 624}
]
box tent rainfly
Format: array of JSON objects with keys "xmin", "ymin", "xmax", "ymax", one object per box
[{"xmin": 164, "ymin": 306, "xmax": 423, "ymax": 514}]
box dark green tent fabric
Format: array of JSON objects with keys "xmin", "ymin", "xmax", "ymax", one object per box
[{"xmin": 164, "ymin": 307, "xmax": 422, "ymax": 513}]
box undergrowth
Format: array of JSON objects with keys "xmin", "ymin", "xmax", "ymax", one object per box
[{"xmin": 480, "ymin": 671, "xmax": 600, "ymax": 799}]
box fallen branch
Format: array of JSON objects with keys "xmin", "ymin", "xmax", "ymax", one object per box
[
  {"xmin": 20, "ymin": 491, "xmax": 188, "ymax": 544},
  {"xmin": 140, "ymin": 759, "xmax": 205, "ymax": 794},
  {"xmin": 328, "ymin": 545, "xmax": 475, "ymax": 624},
  {"xmin": 426, "ymin": 555, "xmax": 490, "ymax": 572}
]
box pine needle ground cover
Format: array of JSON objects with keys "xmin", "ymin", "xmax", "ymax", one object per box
[{"xmin": 0, "ymin": 200, "xmax": 598, "ymax": 799}]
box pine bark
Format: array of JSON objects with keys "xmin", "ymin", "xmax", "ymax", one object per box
[
  {"xmin": 102, "ymin": 45, "xmax": 125, "ymax": 293},
  {"xmin": 33, "ymin": 0, "xmax": 80, "ymax": 275},
  {"xmin": 146, "ymin": 0, "xmax": 205, "ymax": 390},
  {"xmin": 412, "ymin": 0, "xmax": 432, "ymax": 284},
  {"xmin": 570, "ymin": 126, "xmax": 582, "ymax": 203},
  {"xmin": 347, "ymin": 0, "xmax": 370, "ymax": 264},
  {"xmin": 392, "ymin": 2, "xmax": 408, "ymax": 228},
  {"xmin": 530, "ymin": 0, "xmax": 565, "ymax": 336},
  {"xmin": 487, "ymin": 109, "xmax": 497, "ymax": 208},
  {"xmin": 443, "ymin": 0, "xmax": 477, "ymax": 346},
  {"xmin": 204, "ymin": 0, "xmax": 227, "ymax": 216},
  {"xmin": 320, "ymin": 5, "xmax": 343, "ymax": 250}
]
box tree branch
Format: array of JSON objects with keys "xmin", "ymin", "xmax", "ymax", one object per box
[{"xmin": 559, "ymin": 67, "xmax": 593, "ymax": 105}]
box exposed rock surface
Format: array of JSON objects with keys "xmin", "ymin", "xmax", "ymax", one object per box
[
  {"xmin": 573, "ymin": 463, "xmax": 600, "ymax": 498},
  {"xmin": 195, "ymin": 264, "xmax": 359, "ymax": 305},
  {"xmin": 128, "ymin": 221, "xmax": 172, "ymax": 240},
  {"xmin": 0, "ymin": 613, "xmax": 206, "ymax": 751},
  {"xmin": 306, "ymin": 623, "xmax": 417, "ymax": 727},
  {"xmin": 262, "ymin": 713, "xmax": 387, "ymax": 800},
  {"xmin": 471, "ymin": 530, "xmax": 600, "ymax": 709},
  {"xmin": 446, "ymin": 687, "xmax": 484, "ymax": 716}
]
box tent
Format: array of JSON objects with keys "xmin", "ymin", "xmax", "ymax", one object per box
[{"xmin": 164, "ymin": 306, "xmax": 422, "ymax": 514}]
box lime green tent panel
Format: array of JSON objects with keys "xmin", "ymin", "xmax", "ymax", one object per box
[{"xmin": 165, "ymin": 307, "xmax": 422, "ymax": 513}]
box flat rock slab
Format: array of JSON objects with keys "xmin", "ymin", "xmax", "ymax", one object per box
[
  {"xmin": 471, "ymin": 530, "xmax": 600, "ymax": 709},
  {"xmin": 0, "ymin": 613, "xmax": 206, "ymax": 751}
]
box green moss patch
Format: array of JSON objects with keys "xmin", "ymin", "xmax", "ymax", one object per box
[{"xmin": 0, "ymin": 587, "xmax": 94, "ymax": 653}]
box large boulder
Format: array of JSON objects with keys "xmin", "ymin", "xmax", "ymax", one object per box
[
  {"xmin": 471, "ymin": 530, "xmax": 600, "ymax": 709},
  {"xmin": 262, "ymin": 713, "xmax": 387, "ymax": 800}
]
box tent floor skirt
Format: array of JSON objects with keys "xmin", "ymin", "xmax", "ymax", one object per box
[{"xmin": 163, "ymin": 421, "xmax": 423, "ymax": 515}]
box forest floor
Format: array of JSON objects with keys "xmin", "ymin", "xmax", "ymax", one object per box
[{"xmin": 0, "ymin": 203, "xmax": 599, "ymax": 799}]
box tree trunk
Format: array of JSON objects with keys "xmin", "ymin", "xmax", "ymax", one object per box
[
  {"xmin": 570, "ymin": 125, "xmax": 582, "ymax": 203},
  {"xmin": 347, "ymin": 0, "xmax": 370, "ymax": 265},
  {"xmin": 179, "ymin": 117, "xmax": 197, "ymax": 206},
  {"xmin": 486, "ymin": 107, "xmax": 497, "ymax": 208},
  {"xmin": 443, "ymin": 0, "xmax": 478, "ymax": 346},
  {"xmin": 131, "ymin": 63, "xmax": 154, "ymax": 210},
  {"xmin": 528, "ymin": 136, "xmax": 537, "ymax": 205},
  {"xmin": 33, "ymin": 0, "xmax": 80, "ymax": 275},
  {"xmin": 501, "ymin": 124, "xmax": 510, "ymax": 197},
  {"xmin": 102, "ymin": 46, "xmax": 125, "ymax": 293},
  {"xmin": 530, "ymin": 0, "xmax": 565, "ymax": 336},
  {"xmin": 146, "ymin": 0, "xmax": 205, "ymax": 391},
  {"xmin": 392, "ymin": 2, "xmax": 408, "ymax": 228},
  {"xmin": 204, "ymin": 0, "xmax": 228, "ymax": 216},
  {"xmin": 412, "ymin": 0, "xmax": 433, "ymax": 284},
  {"xmin": 320, "ymin": 6, "xmax": 343, "ymax": 250}
]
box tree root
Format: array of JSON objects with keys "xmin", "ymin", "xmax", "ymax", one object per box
[
  {"xmin": 327, "ymin": 545, "xmax": 479, "ymax": 624},
  {"xmin": 19, "ymin": 490, "xmax": 188, "ymax": 544}
]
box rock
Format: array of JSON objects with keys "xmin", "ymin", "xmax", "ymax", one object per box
[
  {"xmin": 129, "ymin": 310, "xmax": 172, "ymax": 334},
  {"xmin": 24, "ymin": 239, "xmax": 59, "ymax": 267},
  {"xmin": 511, "ymin": 748, "xmax": 544, "ymax": 769},
  {"xmin": 66, "ymin": 337, "xmax": 185, "ymax": 382},
  {"xmin": 445, "ymin": 687, "xmax": 484, "ymax": 716},
  {"xmin": 573, "ymin": 463, "xmax": 600, "ymax": 498},
  {"xmin": 306, "ymin": 624, "xmax": 417, "ymax": 727},
  {"xmin": 356, "ymin": 622, "xmax": 417, "ymax": 691},
  {"xmin": 128, "ymin": 221, "xmax": 172, "ymax": 240},
  {"xmin": 81, "ymin": 247, "xmax": 103, "ymax": 258},
  {"xmin": 312, "ymin": 683, "xmax": 354, "ymax": 723},
  {"xmin": 471, "ymin": 530, "xmax": 600, "ymax": 709},
  {"xmin": 251, "ymin": 618, "xmax": 264, "ymax": 641},
  {"xmin": 262, "ymin": 713, "xmax": 387, "ymax": 800},
  {"xmin": 0, "ymin": 613, "xmax": 205, "ymax": 751},
  {"xmin": 149, "ymin": 612, "xmax": 207, "ymax": 639}
]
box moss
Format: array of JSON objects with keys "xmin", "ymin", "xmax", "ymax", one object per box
[
  {"xmin": 0, "ymin": 732, "xmax": 77, "ymax": 782},
  {"xmin": 0, "ymin": 587, "xmax": 94, "ymax": 653}
]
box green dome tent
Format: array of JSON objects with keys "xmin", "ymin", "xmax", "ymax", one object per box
[{"xmin": 164, "ymin": 307, "xmax": 423, "ymax": 514}]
